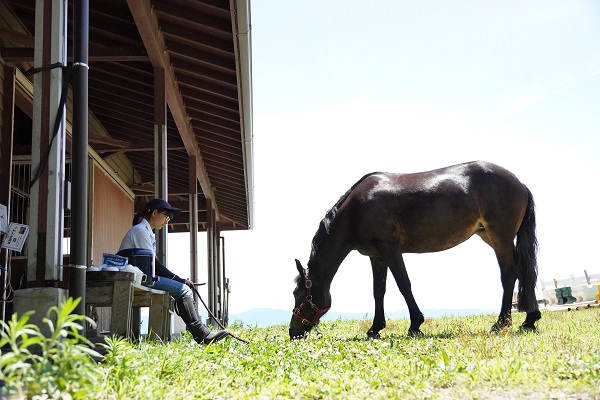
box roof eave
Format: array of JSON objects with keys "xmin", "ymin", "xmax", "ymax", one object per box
[{"xmin": 232, "ymin": 0, "xmax": 254, "ymax": 229}]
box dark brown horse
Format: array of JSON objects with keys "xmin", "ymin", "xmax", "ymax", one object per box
[{"xmin": 290, "ymin": 161, "xmax": 541, "ymax": 339}]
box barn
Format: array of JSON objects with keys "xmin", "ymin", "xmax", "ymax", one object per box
[{"xmin": 0, "ymin": 0, "xmax": 253, "ymax": 337}]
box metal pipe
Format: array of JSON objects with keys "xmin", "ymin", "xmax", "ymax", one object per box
[{"xmin": 69, "ymin": 0, "xmax": 89, "ymax": 319}]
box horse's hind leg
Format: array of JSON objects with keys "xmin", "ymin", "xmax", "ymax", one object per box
[
  {"xmin": 521, "ymin": 309, "xmax": 542, "ymax": 331},
  {"xmin": 376, "ymin": 242, "xmax": 424, "ymax": 336},
  {"xmin": 367, "ymin": 257, "xmax": 387, "ymax": 339},
  {"xmin": 489, "ymin": 240, "xmax": 519, "ymax": 332},
  {"xmin": 491, "ymin": 243, "xmax": 541, "ymax": 332}
]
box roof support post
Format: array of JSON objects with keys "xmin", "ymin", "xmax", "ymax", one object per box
[
  {"xmin": 221, "ymin": 236, "xmax": 228, "ymax": 326},
  {"xmin": 215, "ymin": 221, "xmax": 222, "ymax": 323},
  {"xmin": 188, "ymin": 155, "xmax": 199, "ymax": 297},
  {"xmin": 206, "ymin": 199, "xmax": 223, "ymax": 326},
  {"xmin": 17, "ymin": 0, "xmax": 68, "ymax": 334},
  {"xmin": 154, "ymin": 67, "xmax": 168, "ymax": 264},
  {"xmin": 206, "ymin": 198, "xmax": 215, "ymax": 324},
  {"xmin": 0, "ymin": 66, "xmax": 16, "ymax": 323},
  {"xmin": 27, "ymin": 0, "xmax": 67, "ymax": 286}
]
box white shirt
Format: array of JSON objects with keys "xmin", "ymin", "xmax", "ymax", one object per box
[{"xmin": 119, "ymin": 219, "xmax": 156, "ymax": 259}]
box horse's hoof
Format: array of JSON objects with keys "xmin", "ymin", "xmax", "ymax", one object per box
[
  {"xmin": 366, "ymin": 331, "xmax": 381, "ymax": 339},
  {"xmin": 490, "ymin": 323, "xmax": 510, "ymax": 333},
  {"xmin": 518, "ymin": 323, "xmax": 537, "ymax": 333},
  {"xmin": 408, "ymin": 329, "xmax": 424, "ymax": 338},
  {"xmin": 490, "ymin": 317, "xmax": 512, "ymax": 333}
]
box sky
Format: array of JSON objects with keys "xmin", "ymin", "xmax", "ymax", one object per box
[{"xmin": 169, "ymin": 1, "xmax": 600, "ymax": 319}]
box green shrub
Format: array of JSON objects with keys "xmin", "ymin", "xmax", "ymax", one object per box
[{"xmin": 0, "ymin": 297, "xmax": 107, "ymax": 399}]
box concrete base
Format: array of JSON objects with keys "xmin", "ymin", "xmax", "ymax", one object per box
[{"xmin": 13, "ymin": 288, "xmax": 68, "ymax": 337}]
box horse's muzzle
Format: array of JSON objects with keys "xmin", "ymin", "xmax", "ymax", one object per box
[{"xmin": 289, "ymin": 320, "xmax": 310, "ymax": 340}]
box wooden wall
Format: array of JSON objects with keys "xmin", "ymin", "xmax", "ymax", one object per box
[
  {"xmin": 91, "ymin": 161, "xmax": 134, "ymax": 266},
  {"xmin": 90, "ymin": 161, "xmax": 135, "ymax": 334}
]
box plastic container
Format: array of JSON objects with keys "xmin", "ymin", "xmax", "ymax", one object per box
[
  {"xmin": 116, "ymin": 248, "xmax": 154, "ymax": 286},
  {"xmin": 122, "ymin": 264, "xmax": 148, "ymax": 285}
]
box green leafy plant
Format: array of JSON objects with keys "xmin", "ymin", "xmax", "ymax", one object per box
[{"xmin": 0, "ymin": 297, "xmax": 107, "ymax": 399}]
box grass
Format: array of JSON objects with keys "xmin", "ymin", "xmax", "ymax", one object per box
[{"xmin": 2, "ymin": 304, "xmax": 600, "ymax": 399}]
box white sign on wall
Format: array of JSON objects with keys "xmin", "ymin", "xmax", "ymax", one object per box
[{"xmin": 1, "ymin": 223, "xmax": 30, "ymax": 252}]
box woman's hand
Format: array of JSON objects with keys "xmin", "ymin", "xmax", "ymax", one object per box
[{"xmin": 184, "ymin": 279, "xmax": 196, "ymax": 292}]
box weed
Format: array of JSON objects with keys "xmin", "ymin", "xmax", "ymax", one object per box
[{"xmin": 0, "ymin": 297, "xmax": 107, "ymax": 399}]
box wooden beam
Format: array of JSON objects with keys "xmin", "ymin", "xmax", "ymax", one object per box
[
  {"xmin": 89, "ymin": 135, "xmax": 131, "ymax": 148},
  {"xmin": 0, "ymin": 46, "xmax": 149, "ymax": 62},
  {"xmin": 0, "ymin": 29, "xmax": 35, "ymax": 47},
  {"xmin": 126, "ymin": 0, "xmax": 218, "ymax": 219},
  {"xmin": 94, "ymin": 144, "xmax": 186, "ymax": 153}
]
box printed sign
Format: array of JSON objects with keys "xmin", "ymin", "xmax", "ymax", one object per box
[{"xmin": 1, "ymin": 223, "xmax": 30, "ymax": 252}]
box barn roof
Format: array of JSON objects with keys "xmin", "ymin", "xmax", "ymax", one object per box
[{"xmin": 0, "ymin": 0, "xmax": 253, "ymax": 232}]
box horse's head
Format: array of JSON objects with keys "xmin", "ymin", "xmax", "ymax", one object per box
[{"xmin": 289, "ymin": 259, "xmax": 331, "ymax": 340}]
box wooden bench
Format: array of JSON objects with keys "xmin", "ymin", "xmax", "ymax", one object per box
[{"xmin": 86, "ymin": 271, "xmax": 173, "ymax": 341}]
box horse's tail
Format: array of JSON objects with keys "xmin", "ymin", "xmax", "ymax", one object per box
[{"xmin": 515, "ymin": 187, "xmax": 539, "ymax": 312}]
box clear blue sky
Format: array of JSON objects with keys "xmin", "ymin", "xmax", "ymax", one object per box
[{"xmin": 170, "ymin": 1, "xmax": 600, "ymax": 317}]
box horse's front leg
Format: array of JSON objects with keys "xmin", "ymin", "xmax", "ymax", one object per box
[
  {"xmin": 376, "ymin": 243, "xmax": 424, "ymax": 336},
  {"xmin": 367, "ymin": 257, "xmax": 387, "ymax": 339}
]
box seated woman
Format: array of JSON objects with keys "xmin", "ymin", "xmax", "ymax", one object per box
[{"xmin": 118, "ymin": 198, "xmax": 229, "ymax": 345}]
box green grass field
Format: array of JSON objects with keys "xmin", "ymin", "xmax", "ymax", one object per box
[
  {"xmin": 101, "ymin": 307, "xmax": 600, "ymax": 399},
  {"xmin": 2, "ymin": 301, "xmax": 599, "ymax": 399}
]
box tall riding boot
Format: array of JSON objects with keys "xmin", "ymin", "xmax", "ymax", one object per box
[{"xmin": 175, "ymin": 296, "xmax": 229, "ymax": 344}]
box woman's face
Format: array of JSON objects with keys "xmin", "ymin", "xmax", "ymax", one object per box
[{"xmin": 149, "ymin": 209, "xmax": 170, "ymax": 230}]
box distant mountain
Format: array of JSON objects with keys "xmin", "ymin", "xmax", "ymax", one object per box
[
  {"xmin": 228, "ymin": 307, "xmax": 498, "ymax": 328},
  {"xmin": 228, "ymin": 308, "xmax": 290, "ymax": 328}
]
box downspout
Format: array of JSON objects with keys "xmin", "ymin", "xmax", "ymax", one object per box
[{"xmin": 69, "ymin": 0, "xmax": 89, "ymax": 319}]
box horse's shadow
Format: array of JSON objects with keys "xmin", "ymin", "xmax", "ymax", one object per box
[
  {"xmin": 339, "ymin": 326, "xmax": 539, "ymax": 343},
  {"xmin": 341, "ymin": 331, "xmax": 456, "ymax": 342}
]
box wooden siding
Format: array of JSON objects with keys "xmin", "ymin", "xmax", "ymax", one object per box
[
  {"xmin": 91, "ymin": 161, "xmax": 134, "ymax": 266},
  {"xmin": 90, "ymin": 162, "xmax": 135, "ymax": 334}
]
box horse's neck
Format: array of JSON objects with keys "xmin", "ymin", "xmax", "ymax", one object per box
[{"xmin": 308, "ymin": 232, "xmax": 352, "ymax": 285}]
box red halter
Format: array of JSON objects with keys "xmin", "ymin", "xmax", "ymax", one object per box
[{"xmin": 292, "ymin": 269, "xmax": 330, "ymax": 327}]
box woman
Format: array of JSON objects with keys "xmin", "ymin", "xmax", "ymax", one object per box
[{"xmin": 119, "ymin": 198, "xmax": 229, "ymax": 345}]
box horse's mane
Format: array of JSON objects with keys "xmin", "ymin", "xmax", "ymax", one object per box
[{"xmin": 309, "ymin": 172, "xmax": 380, "ymax": 262}]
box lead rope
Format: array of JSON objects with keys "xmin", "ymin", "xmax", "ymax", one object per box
[{"xmin": 189, "ymin": 283, "xmax": 250, "ymax": 344}]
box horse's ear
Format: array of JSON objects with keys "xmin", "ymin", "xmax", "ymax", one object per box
[{"xmin": 295, "ymin": 259, "xmax": 305, "ymax": 275}]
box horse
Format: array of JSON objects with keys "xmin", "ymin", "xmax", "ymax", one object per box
[{"xmin": 289, "ymin": 160, "xmax": 541, "ymax": 339}]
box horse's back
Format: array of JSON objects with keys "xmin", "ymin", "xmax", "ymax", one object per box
[
  {"xmin": 351, "ymin": 160, "xmax": 524, "ymax": 200},
  {"xmin": 343, "ymin": 161, "xmax": 529, "ymax": 253},
  {"xmin": 370, "ymin": 160, "xmax": 526, "ymax": 200}
]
